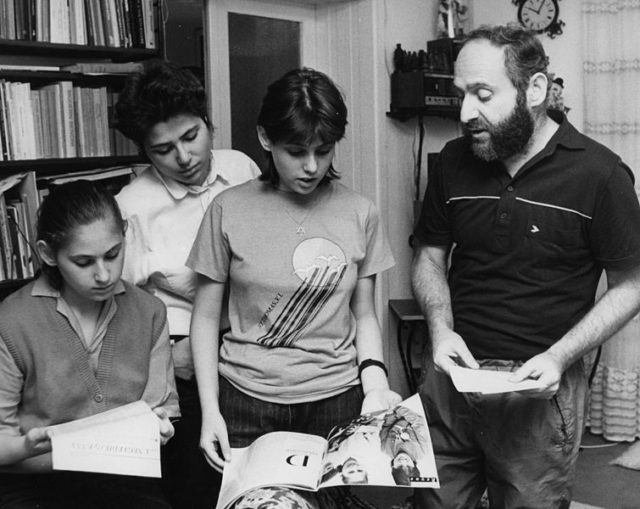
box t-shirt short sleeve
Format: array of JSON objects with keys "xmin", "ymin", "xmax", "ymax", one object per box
[
  {"xmin": 359, "ymin": 201, "xmax": 395, "ymax": 278},
  {"xmin": 186, "ymin": 199, "xmax": 230, "ymax": 283}
]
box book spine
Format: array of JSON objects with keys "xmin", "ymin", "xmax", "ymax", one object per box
[
  {"xmin": 84, "ymin": 0, "xmax": 95, "ymax": 45},
  {"xmin": 73, "ymin": 85, "xmax": 86, "ymax": 157},
  {"xmin": 5, "ymin": 83, "xmax": 21, "ymax": 160},
  {"xmin": 19, "ymin": 83, "xmax": 37, "ymax": 159},
  {"xmin": 0, "ymin": 2, "xmax": 5, "ymax": 40},
  {"xmin": 140, "ymin": 0, "xmax": 154, "ymax": 49},
  {"xmin": 27, "ymin": 0, "xmax": 36, "ymax": 41},
  {"xmin": 14, "ymin": 0, "xmax": 27, "ymax": 40},
  {"xmin": 114, "ymin": 0, "xmax": 125, "ymax": 47},
  {"xmin": 75, "ymin": 0, "xmax": 87, "ymax": 45},
  {"xmin": 100, "ymin": 0, "xmax": 116, "ymax": 47},
  {"xmin": 30, "ymin": 91, "xmax": 43, "ymax": 159},
  {"xmin": 42, "ymin": 0, "xmax": 51, "ymax": 43},
  {"xmin": 121, "ymin": 0, "xmax": 132, "ymax": 47},
  {"xmin": 60, "ymin": 81, "xmax": 77, "ymax": 157},
  {"xmin": 6, "ymin": 1, "xmax": 15, "ymax": 39},
  {"xmin": 39, "ymin": 86, "xmax": 53, "ymax": 158},
  {"xmin": 82, "ymin": 87, "xmax": 96, "ymax": 156},
  {"xmin": 93, "ymin": 86, "xmax": 108, "ymax": 156},
  {"xmin": 0, "ymin": 194, "xmax": 15, "ymax": 280},
  {"xmin": 128, "ymin": 0, "xmax": 144, "ymax": 48},
  {"xmin": 50, "ymin": 83, "xmax": 65, "ymax": 158},
  {"xmin": 5, "ymin": 205, "xmax": 23, "ymax": 280},
  {"xmin": 0, "ymin": 81, "xmax": 8, "ymax": 161},
  {"xmin": 91, "ymin": 0, "xmax": 105, "ymax": 46}
]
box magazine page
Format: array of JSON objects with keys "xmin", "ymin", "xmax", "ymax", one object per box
[
  {"xmin": 319, "ymin": 393, "xmax": 439, "ymax": 489},
  {"xmin": 216, "ymin": 431, "xmax": 328, "ymax": 509},
  {"xmin": 46, "ymin": 401, "xmax": 161, "ymax": 478}
]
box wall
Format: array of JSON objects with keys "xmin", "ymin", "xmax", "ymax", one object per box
[
  {"xmin": 377, "ymin": 0, "xmax": 460, "ymax": 393},
  {"xmin": 381, "ymin": 0, "xmax": 460, "ymax": 305}
]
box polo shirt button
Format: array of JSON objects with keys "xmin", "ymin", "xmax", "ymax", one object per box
[
  {"xmin": 507, "ymin": 185, "xmax": 514, "ymax": 192},
  {"xmin": 500, "ymin": 212, "xmax": 507, "ymax": 219},
  {"xmin": 94, "ymin": 394, "xmax": 104, "ymax": 403}
]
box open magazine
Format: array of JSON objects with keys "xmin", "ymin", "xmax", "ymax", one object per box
[
  {"xmin": 46, "ymin": 401, "xmax": 161, "ymax": 478},
  {"xmin": 216, "ymin": 393, "xmax": 439, "ymax": 509}
]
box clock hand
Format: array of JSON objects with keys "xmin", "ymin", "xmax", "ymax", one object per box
[{"xmin": 534, "ymin": 0, "xmax": 546, "ymax": 15}]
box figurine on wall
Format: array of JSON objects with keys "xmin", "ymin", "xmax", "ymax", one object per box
[
  {"xmin": 438, "ymin": 0, "xmax": 470, "ymax": 39},
  {"xmin": 548, "ymin": 76, "xmax": 571, "ymax": 115}
]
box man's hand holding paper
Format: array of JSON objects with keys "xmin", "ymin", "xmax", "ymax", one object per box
[{"xmin": 449, "ymin": 365, "xmax": 546, "ymax": 395}]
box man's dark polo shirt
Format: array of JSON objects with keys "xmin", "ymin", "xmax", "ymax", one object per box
[{"xmin": 414, "ymin": 113, "xmax": 640, "ymax": 360}]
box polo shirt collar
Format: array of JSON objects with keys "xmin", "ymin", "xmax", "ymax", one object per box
[
  {"xmin": 32, "ymin": 275, "xmax": 126, "ymax": 298},
  {"xmin": 153, "ymin": 150, "xmax": 231, "ymax": 200},
  {"xmin": 546, "ymin": 109, "xmax": 585, "ymax": 152}
]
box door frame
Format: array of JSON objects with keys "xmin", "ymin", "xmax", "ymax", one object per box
[{"xmin": 203, "ymin": 0, "xmax": 324, "ymax": 150}]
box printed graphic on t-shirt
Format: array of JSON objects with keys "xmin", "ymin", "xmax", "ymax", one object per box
[{"xmin": 257, "ymin": 238, "xmax": 347, "ymax": 348}]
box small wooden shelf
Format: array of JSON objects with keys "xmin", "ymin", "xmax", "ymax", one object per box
[{"xmin": 387, "ymin": 105, "xmax": 460, "ymax": 121}]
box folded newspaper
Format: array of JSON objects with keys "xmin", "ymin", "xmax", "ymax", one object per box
[
  {"xmin": 216, "ymin": 393, "xmax": 439, "ymax": 509},
  {"xmin": 46, "ymin": 401, "xmax": 161, "ymax": 478}
]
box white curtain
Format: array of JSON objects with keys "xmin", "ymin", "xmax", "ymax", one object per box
[{"xmin": 583, "ymin": 0, "xmax": 640, "ymax": 441}]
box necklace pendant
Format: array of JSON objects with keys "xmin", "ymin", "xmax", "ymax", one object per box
[{"xmin": 296, "ymin": 225, "xmax": 306, "ymax": 235}]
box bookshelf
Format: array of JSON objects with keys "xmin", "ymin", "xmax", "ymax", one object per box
[{"xmin": 0, "ymin": 0, "xmax": 164, "ymax": 298}]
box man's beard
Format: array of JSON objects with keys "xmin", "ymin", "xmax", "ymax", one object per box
[{"xmin": 463, "ymin": 92, "xmax": 534, "ymax": 162}]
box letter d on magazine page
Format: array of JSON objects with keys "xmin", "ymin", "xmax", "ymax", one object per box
[{"xmin": 216, "ymin": 394, "xmax": 439, "ymax": 509}]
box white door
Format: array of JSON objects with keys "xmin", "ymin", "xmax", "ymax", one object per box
[{"xmin": 204, "ymin": 0, "xmax": 326, "ymax": 163}]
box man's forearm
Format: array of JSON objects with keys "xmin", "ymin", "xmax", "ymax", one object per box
[
  {"xmin": 548, "ymin": 265, "xmax": 640, "ymax": 370},
  {"xmin": 411, "ymin": 246, "xmax": 454, "ymax": 336}
]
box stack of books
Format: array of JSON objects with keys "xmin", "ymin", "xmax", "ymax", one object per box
[
  {"xmin": 0, "ymin": 79, "xmax": 137, "ymax": 161},
  {"xmin": 0, "ymin": 0, "xmax": 157, "ymax": 49}
]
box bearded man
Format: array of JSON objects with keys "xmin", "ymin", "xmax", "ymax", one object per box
[{"xmin": 411, "ymin": 24, "xmax": 640, "ymax": 509}]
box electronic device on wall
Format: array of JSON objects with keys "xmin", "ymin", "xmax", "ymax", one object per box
[
  {"xmin": 513, "ymin": 0, "xmax": 564, "ymax": 38},
  {"xmin": 388, "ymin": 39, "xmax": 461, "ymax": 120}
]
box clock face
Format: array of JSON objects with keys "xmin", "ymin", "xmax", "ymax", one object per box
[{"xmin": 518, "ymin": 0, "xmax": 558, "ymax": 32}]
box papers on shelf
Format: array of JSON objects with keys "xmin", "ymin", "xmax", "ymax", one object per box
[
  {"xmin": 450, "ymin": 365, "xmax": 546, "ymax": 394},
  {"xmin": 47, "ymin": 401, "xmax": 161, "ymax": 478}
]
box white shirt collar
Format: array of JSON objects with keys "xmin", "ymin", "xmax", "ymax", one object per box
[{"xmin": 153, "ymin": 150, "xmax": 231, "ymax": 200}]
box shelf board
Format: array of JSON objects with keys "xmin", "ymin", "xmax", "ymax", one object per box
[
  {"xmin": 0, "ymin": 39, "xmax": 159, "ymax": 61},
  {"xmin": 387, "ymin": 105, "xmax": 460, "ymax": 121},
  {"xmin": 0, "ymin": 69, "xmax": 130, "ymax": 84},
  {"xmin": 0, "ymin": 155, "xmax": 146, "ymax": 177}
]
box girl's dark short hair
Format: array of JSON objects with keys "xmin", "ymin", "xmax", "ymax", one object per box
[
  {"xmin": 115, "ymin": 59, "xmax": 209, "ymax": 153},
  {"xmin": 37, "ymin": 180, "xmax": 126, "ymax": 289},
  {"xmin": 257, "ymin": 67, "xmax": 348, "ymax": 186}
]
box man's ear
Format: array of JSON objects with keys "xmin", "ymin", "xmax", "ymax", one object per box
[
  {"xmin": 256, "ymin": 126, "xmax": 272, "ymax": 152},
  {"xmin": 527, "ymin": 72, "xmax": 549, "ymax": 108},
  {"xmin": 36, "ymin": 240, "xmax": 57, "ymax": 267}
]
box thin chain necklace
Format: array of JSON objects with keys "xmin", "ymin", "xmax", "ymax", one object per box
[{"xmin": 280, "ymin": 187, "xmax": 327, "ymax": 236}]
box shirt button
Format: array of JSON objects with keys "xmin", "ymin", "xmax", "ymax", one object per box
[
  {"xmin": 500, "ymin": 212, "xmax": 507, "ymax": 219},
  {"xmin": 94, "ymin": 394, "xmax": 104, "ymax": 403},
  {"xmin": 507, "ymin": 185, "xmax": 514, "ymax": 192}
]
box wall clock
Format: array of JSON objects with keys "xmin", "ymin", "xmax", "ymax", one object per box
[{"xmin": 512, "ymin": 0, "xmax": 565, "ymax": 38}]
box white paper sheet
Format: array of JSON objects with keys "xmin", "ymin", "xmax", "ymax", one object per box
[
  {"xmin": 47, "ymin": 401, "xmax": 161, "ymax": 478},
  {"xmin": 450, "ymin": 366, "xmax": 546, "ymax": 394}
]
